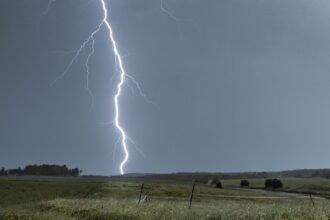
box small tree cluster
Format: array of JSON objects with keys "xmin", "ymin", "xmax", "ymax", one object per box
[
  {"xmin": 0, "ymin": 167, "xmax": 7, "ymax": 176},
  {"xmin": 240, "ymin": 179, "xmax": 250, "ymax": 187},
  {"xmin": 215, "ymin": 182, "xmax": 222, "ymax": 188},
  {"xmin": 0, "ymin": 164, "xmax": 81, "ymax": 176},
  {"xmin": 208, "ymin": 177, "xmax": 222, "ymax": 188},
  {"xmin": 264, "ymin": 179, "xmax": 283, "ymax": 189}
]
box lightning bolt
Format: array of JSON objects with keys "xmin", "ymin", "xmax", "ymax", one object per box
[
  {"xmin": 160, "ymin": 0, "xmax": 191, "ymax": 22},
  {"xmin": 50, "ymin": 0, "xmax": 133, "ymax": 175},
  {"xmin": 99, "ymin": 0, "xmax": 130, "ymax": 175},
  {"xmin": 160, "ymin": 0, "xmax": 182, "ymax": 21},
  {"xmin": 159, "ymin": 0, "xmax": 192, "ymax": 43}
]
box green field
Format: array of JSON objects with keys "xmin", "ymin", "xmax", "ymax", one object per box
[{"xmin": 1, "ymin": 177, "xmax": 330, "ymax": 219}]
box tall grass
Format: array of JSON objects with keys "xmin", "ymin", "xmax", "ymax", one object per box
[{"xmin": 1, "ymin": 178, "xmax": 330, "ymax": 219}]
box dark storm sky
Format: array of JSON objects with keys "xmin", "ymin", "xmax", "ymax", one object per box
[{"xmin": 1, "ymin": 0, "xmax": 330, "ymax": 175}]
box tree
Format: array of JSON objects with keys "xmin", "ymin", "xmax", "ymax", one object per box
[
  {"xmin": 240, "ymin": 180, "xmax": 250, "ymax": 187},
  {"xmin": 215, "ymin": 182, "xmax": 222, "ymax": 188},
  {"xmin": 264, "ymin": 179, "xmax": 283, "ymax": 189},
  {"xmin": 272, "ymin": 179, "xmax": 283, "ymax": 189},
  {"xmin": 208, "ymin": 177, "xmax": 220, "ymax": 185},
  {"xmin": 265, "ymin": 179, "xmax": 273, "ymax": 188},
  {"xmin": 0, "ymin": 167, "xmax": 7, "ymax": 176}
]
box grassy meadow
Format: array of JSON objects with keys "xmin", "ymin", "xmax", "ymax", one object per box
[{"xmin": 1, "ymin": 177, "xmax": 330, "ymax": 219}]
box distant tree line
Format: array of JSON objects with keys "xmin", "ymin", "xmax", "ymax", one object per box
[
  {"xmin": 0, "ymin": 164, "xmax": 81, "ymax": 176},
  {"xmin": 279, "ymin": 169, "xmax": 330, "ymax": 178},
  {"xmin": 143, "ymin": 169, "xmax": 330, "ymax": 183}
]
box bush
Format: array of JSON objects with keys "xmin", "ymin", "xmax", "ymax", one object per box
[
  {"xmin": 264, "ymin": 179, "xmax": 283, "ymax": 189},
  {"xmin": 265, "ymin": 179, "xmax": 273, "ymax": 188},
  {"xmin": 208, "ymin": 177, "xmax": 220, "ymax": 185},
  {"xmin": 215, "ymin": 182, "xmax": 222, "ymax": 188},
  {"xmin": 207, "ymin": 177, "xmax": 222, "ymax": 188},
  {"xmin": 240, "ymin": 180, "xmax": 250, "ymax": 187},
  {"xmin": 272, "ymin": 179, "xmax": 283, "ymax": 188}
]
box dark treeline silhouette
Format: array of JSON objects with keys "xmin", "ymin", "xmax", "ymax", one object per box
[
  {"xmin": 0, "ymin": 164, "xmax": 81, "ymax": 176},
  {"xmin": 134, "ymin": 169, "xmax": 330, "ymax": 183}
]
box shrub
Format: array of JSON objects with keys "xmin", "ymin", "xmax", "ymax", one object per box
[
  {"xmin": 240, "ymin": 180, "xmax": 250, "ymax": 187},
  {"xmin": 208, "ymin": 177, "xmax": 220, "ymax": 185},
  {"xmin": 264, "ymin": 179, "xmax": 283, "ymax": 189},
  {"xmin": 265, "ymin": 179, "xmax": 273, "ymax": 188},
  {"xmin": 207, "ymin": 177, "xmax": 222, "ymax": 188},
  {"xmin": 215, "ymin": 182, "xmax": 222, "ymax": 188},
  {"xmin": 272, "ymin": 179, "xmax": 283, "ymax": 189}
]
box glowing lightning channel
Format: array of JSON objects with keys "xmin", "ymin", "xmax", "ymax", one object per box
[
  {"xmin": 50, "ymin": 0, "xmax": 131, "ymax": 175},
  {"xmin": 160, "ymin": 0, "xmax": 182, "ymax": 21},
  {"xmin": 100, "ymin": 0, "xmax": 129, "ymax": 175},
  {"xmin": 85, "ymin": 36, "xmax": 96, "ymax": 117},
  {"xmin": 160, "ymin": 0, "xmax": 191, "ymax": 22}
]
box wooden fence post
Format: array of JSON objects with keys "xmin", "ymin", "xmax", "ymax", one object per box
[
  {"xmin": 310, "ymin": 194, "xmax": 315, "ymax": 208},
  {"xmin": 189, "ymin": 183, "xmax": 195, "ymax": 209},
  {"xmin": 138, "ymin": 183, "xmax": 144, "ymax": 204}
]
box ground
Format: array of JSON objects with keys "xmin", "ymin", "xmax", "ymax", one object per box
[{"xmin": 0, "ymin": 177, "xmax": 330, "ymax": 219}]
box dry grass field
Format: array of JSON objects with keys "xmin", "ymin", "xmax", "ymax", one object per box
[{"xmin": 1, "ymin": 177, "xmax": 330, "ymax": 219}]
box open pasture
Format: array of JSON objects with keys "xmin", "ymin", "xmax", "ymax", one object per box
[{"xmin": 1, "ymin": 177, "xmax": 330, "ymax": 219}]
